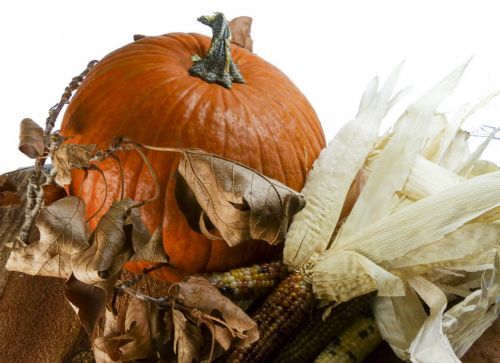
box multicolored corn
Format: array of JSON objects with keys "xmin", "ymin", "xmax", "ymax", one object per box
[
  {"xmin": 227, "ymin": 271, "xmax": 315, "ymax": 363},
  {"xmin": 206, "ymin": 261, "xmax": 289, "ymax": 299},
  {"xmin": 314, "ymin": 313, "xmax": 381, "ymax": 363},
  {"xmin": 272, "ymin": 294, "xmax": 373, "ymax": 363}
]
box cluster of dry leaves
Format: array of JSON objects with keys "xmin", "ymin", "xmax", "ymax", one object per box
[
  {"xmin": 6, "ymin": 103, "xmax": 304, "ymax": 362},
  {"xmin": 95, "ymin": 277, "xmax": 258, "ymax": 362}
]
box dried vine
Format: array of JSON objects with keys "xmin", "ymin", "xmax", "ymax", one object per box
[{"xmin": 16, "ymin": 60, "xmax": 98, "ymax": 245}]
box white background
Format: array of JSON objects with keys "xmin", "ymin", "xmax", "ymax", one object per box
[{"xmin": 1, "ymin": 0, "xmax": 499, "ymax": 174}]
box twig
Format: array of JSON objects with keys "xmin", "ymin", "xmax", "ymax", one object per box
[
  {"xmin": 17, "ymin": 178, "xmax": 44, "ymax": 245},
  {"xmin": 16, "ymin": 60, "xmax": 98, "ymax": 245},
  {"xmin": 44, "ymin": 60, "xmax": 98, "ymax": 136}
]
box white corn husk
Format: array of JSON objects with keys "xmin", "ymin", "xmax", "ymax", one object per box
[
  {"xmin": 284, "ymin": 63, "xmax": 406, "ymax": 268},
  {"xmin": 283, "ymin": 61, "xmax": 500, "ymax": 362}
]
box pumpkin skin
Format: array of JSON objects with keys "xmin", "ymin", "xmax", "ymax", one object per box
[{"xmin": 60, "ymin": 32, "xmax": 325, "ymax": 281}]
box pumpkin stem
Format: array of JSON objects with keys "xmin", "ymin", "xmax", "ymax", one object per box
[{"xmin": 189, "ymin": 13, "xmax": 245, "ymax": 88}]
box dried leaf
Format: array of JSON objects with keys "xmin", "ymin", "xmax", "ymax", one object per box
[
  {"xmin": 19, "ymin": 118, "xmax": 44, "ymax": 158},
  {"xmin": 94, "ymin": 308, "xmax": 135, "ymax": 362},
  {"xmin": 52, "ymin": 144, "xmax": 96, "ymax": 186},
  {"xmin": 177, "ymin": 276, "xmax": 258, "ymax": 346},
  {"xmin": 124, "ymin": 206, "xmax": 168, "ymax": 263},
  {"xmin": 129, "ymin": 225, "xmax": 168, "ymax": 263},
  {"xmin": 64, "ymin": 273, "xmax": 108, "ymax": 334},
  {"xmin": 114, "ymin": 297, "xmax": 158, "ymax": 360},
  {"xmin": 72, "ymin": 198, "xmax": 136, "ymax": 284},
  {"xmin": 176, "ymin": 149, "xmax": 304, "ymax": 247},
  {"xmin": 229, "ymin": 16, "xmax": 253, "ymax": 52},
  {"xmin": 6, "ymin": 196, "xmax": 89, "ymax": 278},
  {"xmin": 173, "ymin": 308, "xmax": 203, "ymax": 363},
  {"xmin": 42, "ymin": 182, "xmax": 68, "ymax": 206}
]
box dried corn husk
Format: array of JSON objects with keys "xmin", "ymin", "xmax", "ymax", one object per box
[
  {"xmin": 284, "ymin": 64, "xmax": 406, "ymax": 268},
  {"xmin": 283, "ymin": 61, "xmax": 500, "ymax": 362}
]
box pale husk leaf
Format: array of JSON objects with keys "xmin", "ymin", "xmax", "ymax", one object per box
[
  {"xmin": 403, "ymin": 155, "xmax": 463, "ymax": 201},
  {"xmin": 312, "ymin": 171, "xmax": 500, "ymax": 301},
  {"xmin": 442, "ymin": 253, "xmax": 500, "ymax": 357},
  {"xmin": 336, "ymin": 62, "xmax": 468, "ymax": 245},
  {"xmin": 407, "ymin": 277, "xmax": 460, "ymax": 363},
  {"xmin": 284, "ymin": 65, "xmax": 404, "ymax": 268}
]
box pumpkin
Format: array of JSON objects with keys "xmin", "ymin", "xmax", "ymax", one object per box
[{"xmin": 60, "ymin": 13, "xmax": 325, "ymax": 282}]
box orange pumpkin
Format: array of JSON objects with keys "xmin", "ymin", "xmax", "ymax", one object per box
[{"xmin": 60, "ymin": 14, "xmax": 325, "ymax": 281}]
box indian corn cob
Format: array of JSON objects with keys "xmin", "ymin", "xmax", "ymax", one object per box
[
  {"xmin": 206, "ymin": 261, "xmax": 289, "ymax": 299},
  {"xmin": 272, "ymin": 294, "xmax": 373, "ymax": 363},
  {"xmin": 226, "ymin": 271, "xmax": 315, "ymax": 363},
  {"xmin": 314, "ymin": 313, "xmax": 381, "ymax": 363}
]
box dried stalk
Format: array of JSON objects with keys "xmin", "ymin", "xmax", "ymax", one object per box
[
  {"xmin": 16, "ymin": 61, "xmax": 98, "ymax": 245},
  {"xmin": 44, "ymin": 60, "xmax": 98, "ymax": 136},
  {"xmin": 17, "ymin": 178, "xmax": 44, "ymax": 245}
]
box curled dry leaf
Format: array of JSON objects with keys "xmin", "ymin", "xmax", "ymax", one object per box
[
  {"xmin": 177, "ymin": 276, "xmax": 259, "ymax": 347},
  {"xmin": 94, "ymin": 310, "xmax": 122, "ymax": 363},
  {"xmin": 173, "ymin": 308, "xmax": 204, "ymax": 363},
  {"xmin": 229, "ymin": 16, "xmax": 253, "ymax": 52},
  {"xmin": 65, "ymin": 273, "xmax": 109, "ymax": 334},
  {"xmin": 52, "ymin": 143, "xmax": 96, "ymax": 186},
  {"xmin": 66, "ymin": 199, "xmax": 137, "ymax": 334},
  {"xmin": 6, "ymin": 196, "xmax": 89, "ymax": 278},
  {"xmin": 95, "ymin": 300, "xmax": 165, "ymax": 362},
  {"xmin": 176, "ymin": 149, "xmax": 305, "ymax": 247},
  {"xmin": 125, "ymin": 208, "xmax": 168, "ymax": 263},
  {"xmin": 129, "ymin": 226, "xmax": 168, "ymax": 263},
  {"xmin": 18, "ymin": 118, "xmax": 44, "ymax": 158},
  {"xmin": 72, "ymin": 198, "xmax": 136, "ymax": 284},
  {"xmin": 42, "ymin": 182, "xmax": 68, "ymax": 206},
  {"xmin": 115, "ymin": 298, "xmax": 158, "ymax": 360}
]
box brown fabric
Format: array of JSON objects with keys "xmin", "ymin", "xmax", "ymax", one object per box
[{"xmin": 0, "ymin": 168, "xmax": 82, "ymax": 362}]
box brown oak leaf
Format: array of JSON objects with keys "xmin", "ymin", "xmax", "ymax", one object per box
[
  {"xmin": 173, "ymin": 308, "xmax": 204, "ymax": 363},
  {"xmin": 175, "ymin": 149, "xmax": 305, "ymax": 247},
  {"xmin": 72, "ymin": 198, "xmax": 136, "ymax": 284},
  {"xmin": 176, "ymin": 276, "xmax": 259, "ymax": 348},
  {"xmin": 65, "ymin": 273, "xmax": 109, "ymax": 334},
  {"xmin": 229, "ymin": 16, "xmax": 253, "ymax": 52},
  {"xmin": 52, "ymin": 143, "xmax": 96, "ymax": 186},
  {"xmin": 126, "ymin": 209, "xmax": 168, "ymax": 263},
  {"xmin": 66, "ymin": 198, "xmax": 140, "ymax": 334},
  {"xmin": 93, "ymin": 309, "xmax": 131, "ymax": 362},
  {"xmin": 129, "ymin": 226, "xmax": 168, "ymax": 263},
  {"xmin": 115, "ymin": 297, "xmax": 158, "ymax": 360},
  {"xmin": 18, "ymin": 118, "xmax": 44, "ymax": 158},
  {"xmin": 6, "ymin": 196, "xmax": 89, "ymax": 278}
]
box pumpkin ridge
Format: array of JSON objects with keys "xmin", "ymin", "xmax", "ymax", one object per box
[
  {"xmin": 230, "ymin": 90, "xmax": 265, "ymax": 174},
  {"xmin": 234, "ymin": 90, "xmax": 262, "ymax": 170},
  {"xmin": 236, "ymin": 86, "xmax": 291, "ymax": 185},
  {"xmin": 170, "ymin": 82, "xmax": 211, "ymax": 148},
  {"xmin": 265, "ymin": 88, "xmax": 323, "ymax": 179},
  {"xmin": 158, "ymin": 32, "xmax": 207, "ymax": 63}
]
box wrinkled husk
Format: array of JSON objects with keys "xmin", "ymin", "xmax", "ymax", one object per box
[{"xmin": 284, "ymin": 61, "xmax": 500, "ymax": 362}]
